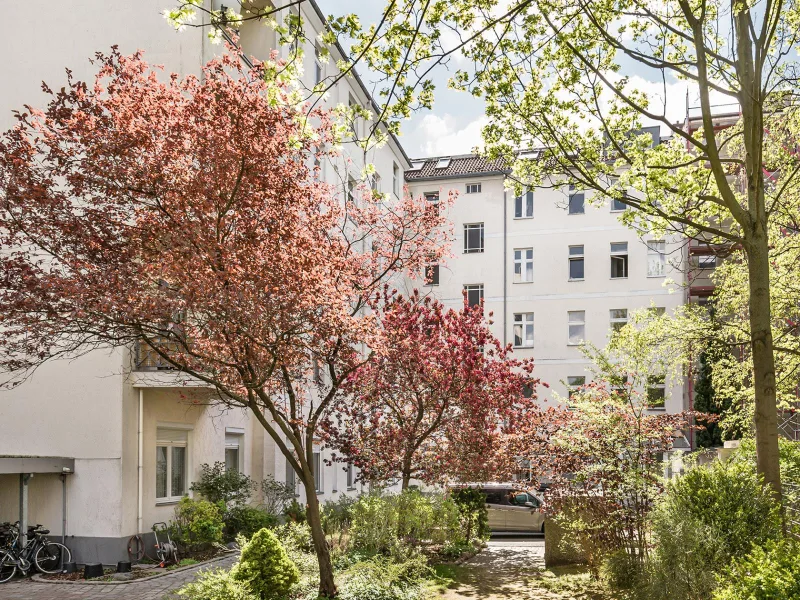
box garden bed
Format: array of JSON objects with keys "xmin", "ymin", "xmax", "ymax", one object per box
[{"xmin": 31, "ymin": 551, "xmax": 236, "ymax": 585}]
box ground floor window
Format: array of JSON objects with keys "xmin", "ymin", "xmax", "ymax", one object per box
[
  {"xmin": 313, "ymin": 451, "xmax": 324, "ymax": 493},
  {"xmin": 225, "ymin": 431, "xmax": 243, "ymax": 472},
  {"xmin": 156, "ymin": 427, "xmax": 188, "ymax": 502}
]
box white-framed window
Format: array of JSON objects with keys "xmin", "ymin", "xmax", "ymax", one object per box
[
  {"xmin": 346, "ymin": 463, "xmax": 356, "ymax": 489},
  {"xmin": 569, "ymin": 245, "xmax": 584, "ymax": 280},
  {"xmin": 568, "ymin": 185, "xmax": 585, "ymax": 214},
  {"xmin": 464, "ymin": 223, "xmax": 485, "ymax": 253},
  {"xmin": 611, "ymin": 197, "xmax": 626, "ymax": 212},
  {"xmin": 514, "ymin": 248, "xmax": 534, "ymax": 283},
  {"xmin": 647, "ymin": 240, "xmax": 666, "ymax": 277},
  {"xmin": 347, "ymin": 177, "xmax": 357, "ymax": 205},
  {"xmin": 464, "ymin": 284, "xmax": 484, "ymax": 308},
  {"xmin": 393, "ymin": 163, "xmax": 400, "ymax": 197},
  {"xmin": 567, "ymin": 376, "xmax": 586, "ymax": 400},
  {"xmin": 647, "ymin": 375, "xmax": 666, "ymax": 409},
  {"xmin": 424, "ymin": 262, "xmax": 440, "ymax": 286},
  {"xmin": 313, "ymin": 451, "xmax": 324, "ymax": 493},
  {"xmin": 466, "ymin": 183, "xmax": 482, "ymax": 194},
  {"xmin": 522, "ymin": 379, "xmax": 535, "ymax": 398},
  {"xmin": 371, "ymin": 173, "xmax": 381, "ymax": 194},
  {"xmin": 285, "ymin": 456, "xmax": 297, "ymax": 494},
  {"xmin": 424, "ymin": 191, "xmax": 440, "ymax": 216},
  {"xmin": 348, "ymin": 93, "xmax": 359, "ymax": 138},
  {"xmin": 698, "ymin": 255, "xmax": 717, "ymax": 269},
  {"xmin": 515, "ymin": 188, "xmax": 534, "ymax": 218},
  {"xmin": 609, "ymin": 308, "xmax": 628, "ymax": 333},
  {"xmin": 650, "ymin": 306, "xmax": 666, "ymax": 317},
  {"xmin": 568, "ymin": 311, "xmax": 585, "ymax": 345},
  {"xmin": 225, "ymin": 431, "xmax": 243, "ymax": 473},
  {"xmin": 156, "ymin": 427, "xmax": 189, "ymax": 502},
  {"xmin": 514, "ymin": 313, "xmax": 534, "ymax": 347},
  {"xmin": 314, "ymin": 43, "xmax": 324, "ymax": 85},
  {"xmin": 611, "ymin": 242, "xmax": 629, "ymax": 278}
]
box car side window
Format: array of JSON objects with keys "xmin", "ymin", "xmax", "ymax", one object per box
[{"xmin": 484, "ymin": 491, "xmax": 503, "ymax": 505}]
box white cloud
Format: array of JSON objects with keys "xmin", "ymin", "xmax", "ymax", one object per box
[{"xmin": 412, "ymin": 113, "xmax": 489, "ymax": 157}]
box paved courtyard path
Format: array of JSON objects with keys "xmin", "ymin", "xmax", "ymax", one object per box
[
  {"xmin": 432, "ymin": 537, "xmax": 614, "ymax": 600},
  {"xmin": 0, "ymin": 554, "xmax": 238, "ymax": 600}
]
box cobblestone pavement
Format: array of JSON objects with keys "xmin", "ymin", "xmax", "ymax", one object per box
[{"xmin": 0, "ymin": 554, "xmax": 238, "ymax": 600}]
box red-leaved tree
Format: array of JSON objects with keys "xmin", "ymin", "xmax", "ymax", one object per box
[
  {"xmin": 323, "ymin": 290, "xmax": 540, "ymax": 489},
  {"xmin": 0, "ymin": 48, "xmax": 451, "ymax": 596}
]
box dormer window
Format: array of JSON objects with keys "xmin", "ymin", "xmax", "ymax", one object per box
[{"xmin": 435, "ymin": 157, "xmax": 451, "ymax": 169}]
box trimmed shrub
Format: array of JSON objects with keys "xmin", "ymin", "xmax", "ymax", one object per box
[
  {"xmin": 224, "ymin": 505, "xmax": 277, "ymax": 541},
  {"xmin": 450, "ymin": 487, "xmax": 490, "ymax": 542},
  {"xmin": 178, "ymin": 569, "xmax": 257, "ymax": 600},
  {"xmin": 171, "ymin": 497, "xmax": 224, "ymax": 553},
  {"xmin": 232, "ymin": 528, "xmax": 299, "ymax": 600},
  {"xmin": 714, "ymin": 539, "xmax": 800, "ymax": 600},
  {"xmin": 191, "ymin": 462, "xmax": 255, "ymax": 506},
  {"xmin": 647, "ymin": 459, "xmax": 781, "ymax": 600},
  {"xmin": 177, "ymin": 568, "xmax": 255, "ymax": 600}
]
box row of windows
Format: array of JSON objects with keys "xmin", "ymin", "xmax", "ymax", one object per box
[
  {"xmin": 449, "ymin": 184, "xmax": 627, "ymax": 217},
  {"xmin": 156, "ymin": 427, "xmax": 357, "ymax": 502},
  {"xmin": 511, "ymin": 307, "xmax": 665, "ymax": 348},
  {"xmin": 566, "ymin": 374, "xmax": 666, "ymax": 408},
  {"xmin": 436, "ymin": 229, "xmax": 666, "ymax": 284}
]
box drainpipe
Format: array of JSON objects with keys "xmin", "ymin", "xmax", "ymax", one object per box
[
  {"xmin": 503, "ymin": 185, "xmax": 508, "ymax": 347},
  {"xmin": 137, "ymin": 389, "xmax": 144, "ymax": 534},
  {"xmin": 60, "ymin": 473, "xmax": 67, "ymax": 545}
]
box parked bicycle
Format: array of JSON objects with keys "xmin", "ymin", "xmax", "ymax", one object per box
[{"xmin": 0, "ymin": 522, "xmax": 71, "ymax": 583}]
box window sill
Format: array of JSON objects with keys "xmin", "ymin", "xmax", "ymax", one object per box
[
  {"xmin": 513, "ymin": 281, "xmax": 534, "ymax": 285},
  {"xmin": 647, "ymin": 275, "xmax": 666, "ymax": 278},
  {"xmin": 567, "ymin": 342, "xmax": 585, "ymax": 347},
  {"xmin": 513, "ymin": 345, "xmax": 535, "ymax": 350},
  {"xmin": 647, "ymin": 406, "xmax": 666, "ymax": 411},
  {"xmin": 610, "ymin": 277, "xmax": 629, "ymax": 280},
  {"xmin": 155, "ymin": 498, "xmax": 184, "ymax": 506},
  {"xmin": 513, "ymin": 216, "xmax": 534, "ymax": 220},
  {"xmin": 424, "ymin": 283, "xmax": 440, "ymax": 287},
  {"xmin": 568, "ymin": 213, "xmax": 585, "ymax": 216},
  {"xmin": 347, "ymin": 487, "xmax": 357, "ymax": 491},
  {"xmin": 463, "ymin": 250, "xmax": 485, "ymax": 254},
  {"xmin": 568, "ymin": 278, "xmax": 585, "ymax": 282}
]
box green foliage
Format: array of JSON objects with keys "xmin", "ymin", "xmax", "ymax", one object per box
[
  {"xmin": 450, "ymin": 487, "xmax": 490, "ymax": 542},
  {"xmin": 232, "ymin": 528, "xmax": 299, "ymax": 600},
  {"xmin": 334, "ymin": 554, "xmax": 431, "ymax": 600},
  {"xmin": 321, "ymin": 494, "xmax": 357, "ymax": 549},
  {"xmin": 260, "ymin": 475, "xmax": 296, "ymax": 515},
  {"xmin": 647, "ymin": 459, "xmax": 782, "ymax": 600},
  {"xmin": 274, "ymin": 521, "xmax": 314, "ymax": 554},
  {"xmin": 349, "ymin": 490, "xmax": 463, "ymax": 555},
  {"xmin": 224, "ymin": 505, "xmax": 277, "ymax": 541},
  {"xmin": 694, "ymin": 351, "xmax": 736, "ymax": 447},
  {"xmin": 170, "ymin": 497, "xmax": 224, "ymax": 552},
  {"xmin": 191, "ymin": 463, "xmax": 256, "ymax": 507},
  {"xmin": 714, "ymin": 539, "xmax": 800, "ymax": 600},
  {"xmin": 283, "ymin": 498, "xmax": 307, "ymax": 524},
  {"xmin": 177, "ymin": 568, "xmax": 256, "ymax": 600},
  {"xmin": 600, "ymin": 550, "xmax": 644, "ymax": 591}
]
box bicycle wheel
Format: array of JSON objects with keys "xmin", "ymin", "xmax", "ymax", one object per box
[
  {"xmin": 34, "ymin": 542, "xmax": 71, "ymax": 574},
  {"xmin": 0, "ymin": 550, "xmax": 16, "ymax": 583}
]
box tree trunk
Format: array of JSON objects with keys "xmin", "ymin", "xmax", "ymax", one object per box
[
  {"xmin": 747, "ymin": 230, "xmax": 782, "ymax": 502},
  {"xmin": 304, "ymin": 479, "xmax": 337, "ymax": 598},
  {"xmin": 401, "ymin": 471, "xmax": 411, "ymax": 490}
]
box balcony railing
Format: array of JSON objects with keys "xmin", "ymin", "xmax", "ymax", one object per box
[{"xmin": 134, "ymin": 337, "xmax": 180, "ymax": 371}]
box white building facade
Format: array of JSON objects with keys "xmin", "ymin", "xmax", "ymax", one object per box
[
  {"xmin": 0, "ymin": 0, "xmax": 403, "ymax": 563},
  {"xmin": 405, "ymin": 155, "xmax": 688, "ymax": 412}
]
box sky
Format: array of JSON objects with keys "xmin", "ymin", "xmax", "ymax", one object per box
[
  {"xmin": 315, "ymin": 0, "xmax": 734, "ymax": 159},
  {"xmin": 317, "ymin": 0, "xmax": 489, "ymax": 159}
]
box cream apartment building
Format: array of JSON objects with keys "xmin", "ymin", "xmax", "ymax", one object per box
[
  {"xmin": 0, "ymin": 0, "xmax": 405, "ymax": 563},
  {"xmin": 405, "ymin": 155, "xmax": 688, "ymax": 413}
]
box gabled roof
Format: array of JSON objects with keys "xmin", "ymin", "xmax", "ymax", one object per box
[{"xmin": 405, "ymin": 154, "xmax": 510, "ymax": 181}]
